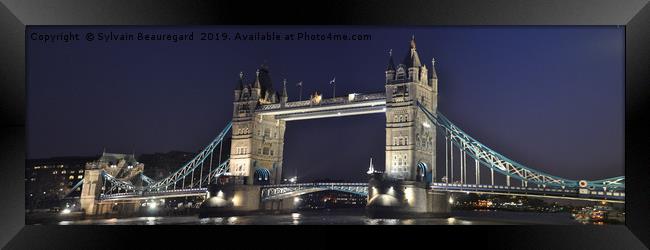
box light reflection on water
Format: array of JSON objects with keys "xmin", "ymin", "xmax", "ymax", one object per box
[
  {"xmin": 57, "ymin": 215, "xmax": 485, "ymax": 225},
  {"xmin": 55, "ymin": 211, "xmax": 580, "ymax": 225}
]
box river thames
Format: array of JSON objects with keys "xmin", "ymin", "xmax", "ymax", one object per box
[{"xmin": 53, "ymin": 210, "xmax": 586, "ymax": 225}]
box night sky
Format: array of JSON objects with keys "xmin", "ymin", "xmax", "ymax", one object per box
[{"xmin": 27, "ymin": 26, "xmax": 624, "ymax": 182}]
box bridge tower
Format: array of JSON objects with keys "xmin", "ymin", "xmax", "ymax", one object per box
[
  {"xmin": 384, "ymin": 36, "xmax": 438, "ymax": 184},
  {"xmin": 79, "ymin": 169, "xmax": 104, "ymax": 215},
  {"xmin": 231, "ymin": 65, "xmax": 287, "ymax": 185}
]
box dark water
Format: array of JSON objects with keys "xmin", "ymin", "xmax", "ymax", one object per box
[{"xmin": 56, "ymin": 210, "xmax": 583, "ymax": 225}]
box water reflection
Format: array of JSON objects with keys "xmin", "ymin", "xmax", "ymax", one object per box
[
  {"xmin": 401, "ymin": 219, "xmax": 415, "ymax": 225},
  {"xmin": 291, "ymin": 213, "xmax": 301, "ymax": 225},
  {"xmin": 51, "ymin": 211, "xmax": 582, "ymax": 225},
  {"xmin": 363, "ymin": 218, "xmax": 400, "ymax": 225},
  {"xmin": 227, "ymin": 217, "xmax": 238, "ymax": 225},
  {"xmin": 145, "ymin": 217, "xmax": 157, "ymax": 225}
]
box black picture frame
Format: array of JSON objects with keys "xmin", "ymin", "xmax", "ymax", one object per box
[{"xmin": 1, "ymin": 0, "xmax": 648, "ymax": 249}]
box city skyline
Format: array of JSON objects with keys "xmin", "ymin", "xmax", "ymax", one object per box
[{"xmin": 27, "ymin": 26, "xmax": 624, "ymax": 182}]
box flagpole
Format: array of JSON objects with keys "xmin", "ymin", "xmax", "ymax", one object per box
[
  {"xmin": 330, "ymin": 77, "xmax": 336, "ymax": 98},
  {"xmin": 297, "ymin": 81, "xmax": 303, "ymax": 101}
]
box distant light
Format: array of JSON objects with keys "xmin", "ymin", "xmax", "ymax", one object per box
[
  {"xmin": 422, "ymin": 122, "xmax": 431, "ymax": 128},
  {"xmin": 61, "ymin": 209, "xmax": 71, "ymax": 214},
  {"xmin": 148, "ymin": 202, "xmax": 157, "ymax": 209},
  {"xmin": 448, "ymin": 197, "xmax": 454, "ymax": 204},
  {"xmin": 291, "ymin": 213, "xmax": 301, "ymax": 219}
]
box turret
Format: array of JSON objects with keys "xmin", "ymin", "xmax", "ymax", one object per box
[
  {"xmin": 253, "ymin": 69, "xmax": 262, "ymax": 98},
  {"xmin": 281, "ymin": 78, "xmax": 288, "ymax": 104},
  {"xmin": 234, "ymin": 71, "xmax": 244, "ymax": 100},
  {"xmin": 385, "ymin": 49, "xmax": 396, "ymax": 83},
  {"xmin": 430, "ymin": 58, "xmax": 438, "ymax": 92},
  {"xmin": 420, "ymin": 64, "xmax": 429, "ymax": 86},
  {"xmin": 403, "ymin": 36, "xmax": 422, "ymax": 81}
]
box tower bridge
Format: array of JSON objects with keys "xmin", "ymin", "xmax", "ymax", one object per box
[{"xmin": 77, "ymin": 37, "xmax": 625, "ymax": 216}]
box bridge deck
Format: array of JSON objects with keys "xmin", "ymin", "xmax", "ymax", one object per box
[
  {"xmin": 257, "ymin": 93, "xmax": 386, "ymax": 121},
  {"xmin": 99, "ymin": 188, "xmax": 208, "ymax": 201},
  {"xmin": 431, "ymin": 183, "xmax": 625, "ymax": 202}
]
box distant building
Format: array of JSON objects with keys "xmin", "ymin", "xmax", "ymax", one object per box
[{"xmin": 25, "ymin": 156, "xmax": 97, "ymax": 210}]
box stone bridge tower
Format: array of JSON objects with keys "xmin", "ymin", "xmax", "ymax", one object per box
[
  {"xmin": 231, "ymin": 65, "xmax": 287, "ymax": 185},
  {"xmin": 384, "ymin": 36, "xmax": 438, "ymax": 184}
]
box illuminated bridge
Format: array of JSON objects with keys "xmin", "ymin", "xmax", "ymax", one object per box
[
  {"xmin": 79, "ymin": 97, "xmax": 624, "ymax": 208},
  {"xmin": 74, "ymin": 37, "xmax": 625, "ymax": 215}
]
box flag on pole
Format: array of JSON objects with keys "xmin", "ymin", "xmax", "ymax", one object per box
[
  {"xmin": 296, "ymin": 81, "xmax": 303, "ymax": 87},
  {"xmin": 329, "ymin": 77, "xmax": 336, "ymax": 85}
]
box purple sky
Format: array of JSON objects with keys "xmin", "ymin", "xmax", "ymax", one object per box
[{"xmin": 27, "ymin": 26, "xmax": 624, "ymax": 182}]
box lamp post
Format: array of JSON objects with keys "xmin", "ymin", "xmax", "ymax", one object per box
[{"xmin": 296, "ymin": 81, "xmax": 303, "ymax": 101}]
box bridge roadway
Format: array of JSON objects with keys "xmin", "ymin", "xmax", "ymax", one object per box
[
  {"xmin": 96, "ymin": 182, "xmax": 624, "ymax": 204},
  {"xmin": 256, "ymin": 93, "xmax": 386, "ymax": 121},
  {"xmin": 99, "ymin": 188, "xmax": 209, "ymax": 201},
  {"xmin": 260, "ymin": 182, "xmax": 368, "ymax": 201},
  {"xmin": 430, "ymin": 182, "xmax": 625, "ymax": 203}
]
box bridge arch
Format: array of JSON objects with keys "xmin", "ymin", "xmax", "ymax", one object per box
[
  {"xmin": 254, "ymin": 168, "xmax": 271, "ymax": 185},
  {"xmin": 416, "ymin": 161, "xmax": 427, "ymax": 182}
]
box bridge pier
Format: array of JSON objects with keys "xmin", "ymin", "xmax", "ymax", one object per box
[
  {"xmin": 199, "ymin": 176, "xmax": 262, "ymax": 216},
  {"xmin": 367, "ymin": 174, "xmax": 450, "ymax": 218},
  {"xmin": 231, "ymin": 185, "xmax": 261, "ymax": 211},
  {"xmin": 261, "ymin": 197, "xmax": 299, "ymax": 212}
]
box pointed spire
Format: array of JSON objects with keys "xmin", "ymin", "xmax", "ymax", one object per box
[
  {"xmin": 410, "ymin": 35, "xmax": 416, "ymax": 49},
  {"xmin": 403, "ymin": 36, "xmax": 421, "ymax": 68},
  {"xmin": 367, "ymin": 157, "xmax": 375, "ymax": 174},
  {"xmin": 253, "ymin": 69, "xmax": 261, "ymax": 89},
  {"xmin": 431, "ymin": 57, "xmax": 438, "ymax": 79},
  {"xmin": 281, "ymin": 78, "xmax": 288, "ymax": 98},
  {"xmin": 386, "ymin": 48, "xmax": 395, "ymax": 71}
]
